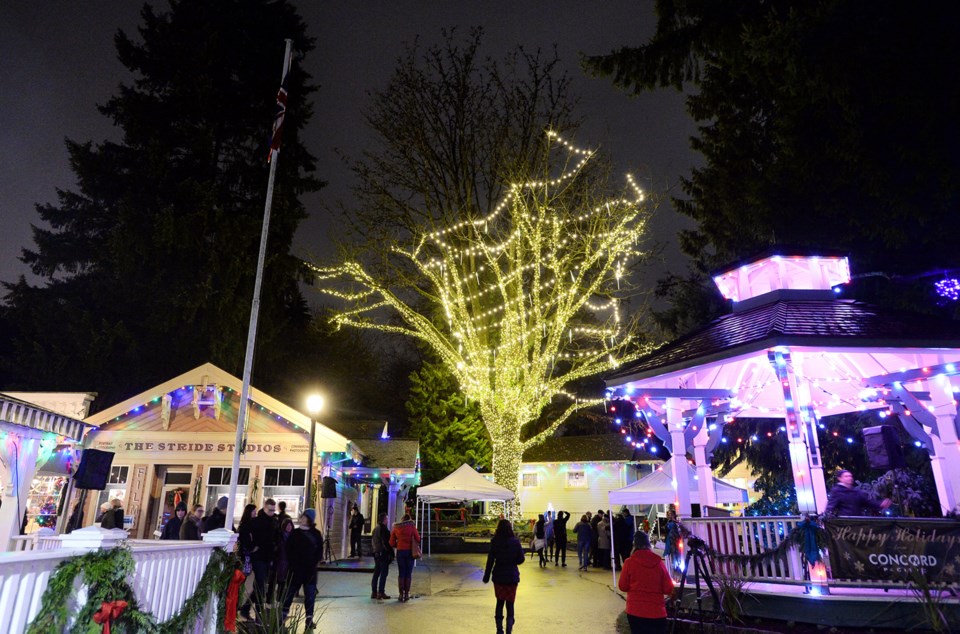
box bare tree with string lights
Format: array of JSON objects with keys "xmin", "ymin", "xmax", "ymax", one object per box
[{"xmin": 312, "ymin": 132, "xmax": 655, "ymax": 511}]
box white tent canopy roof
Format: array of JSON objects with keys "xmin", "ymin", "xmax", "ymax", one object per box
[
  {"xmin": 417, "ymin": 463, "xmax": 515, "ymax": 502},
  {"xmin": 608, "ymin": 457, "xmax": 748, "ymax": 505}
]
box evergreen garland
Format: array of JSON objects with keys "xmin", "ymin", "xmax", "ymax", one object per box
[
  {"xmin": 677, "ymin": 516, "xmax": 828, "ymax": 571},
  {"xmin": 26, "ymin": 547, "xmax": 236, "ymax": 634}
]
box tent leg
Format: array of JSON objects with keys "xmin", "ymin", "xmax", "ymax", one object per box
[{"xmin": 610, "ymin": 503, "xmax": 618, "ymax": 590}]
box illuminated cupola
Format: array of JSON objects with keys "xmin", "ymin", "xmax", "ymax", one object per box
[{"xmin": 712, "ymin": 253, "xmax": 851, "ymax": 311}]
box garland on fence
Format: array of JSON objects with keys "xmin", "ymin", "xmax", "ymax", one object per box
[
  {"xmin": 26, "ymin": 546, "xmax": 237, "ymax": 634},
  {"xmin": 676, "ymin": 516, "xmax": 828, "ymax": 570}
]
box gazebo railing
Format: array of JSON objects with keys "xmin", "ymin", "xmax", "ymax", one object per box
[{"xmin": 682, "ymin": 516, "xmax": 806, "ymax": 584}]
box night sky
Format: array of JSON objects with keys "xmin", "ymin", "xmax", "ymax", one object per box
[{"xmin": 0, "ymin": 1, "xmax": 697, "ymax": 297}]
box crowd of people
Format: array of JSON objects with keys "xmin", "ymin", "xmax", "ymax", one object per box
[{"xmin": 484, "ymin": 507, "xmax": 672, "ymax": 634}]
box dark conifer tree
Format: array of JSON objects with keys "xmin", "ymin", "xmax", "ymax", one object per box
[{"xmin": 1, "ymin": 0, "xmax": 322, "ymax": 407}]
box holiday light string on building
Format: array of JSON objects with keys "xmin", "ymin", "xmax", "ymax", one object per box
[{"xmin": 310, "ymin": 132, "xmax": 654, "ymax": 510}]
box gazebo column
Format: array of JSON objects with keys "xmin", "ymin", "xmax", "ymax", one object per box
[
  {"xmin": 0, "ymin": 425, "xmax": 43, "ymax": 550},
  {"xmin": 386, "ymin": 480, "xmax": 400, "ymax": 525},
  {"xmin": 692, "ymin": 425, "xmax": 717, "ymax": 508},
  {"xmin": 370, "ymin": 483, "xmax": 381, "ymax": 524},
  {"xmin": 770, "ymin": 350, "xmax": 828, "ymax": 513},
  {"xmin": 926, "ymin": 377, "xmax": 960, "ymax": 514},
  {"xmin": 666, "ymin": 398, "xmax": 693, "ymax": 516}
]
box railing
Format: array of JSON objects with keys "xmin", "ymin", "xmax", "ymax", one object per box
[
  {"xmin": 682, "ymin": 516, "xmax": 806, "ymax": 584},
  {"xmin": 0, "ymin": 529, "xmax": 232, "ymax": 634},
  {"xmin": 0, "ymin": 548, "xmax": 83, "ymax": 633},
  {"xmin": 8, "ymin": 533, "xmax": 62, "ymax": 553}
]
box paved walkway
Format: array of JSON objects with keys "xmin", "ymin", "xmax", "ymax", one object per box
[{"xmin": 292, "ymin": 553, "xmax": 627, "ymax": 633}]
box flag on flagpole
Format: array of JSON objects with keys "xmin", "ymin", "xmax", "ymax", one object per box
[{"xmin": 267, "ymin": 55, "xmax": 291, "ymax": 162}]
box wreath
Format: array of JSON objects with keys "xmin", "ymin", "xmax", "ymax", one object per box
[{"xmin": 26, "ymin": 547, "xmax": 237, "ymax": 634}]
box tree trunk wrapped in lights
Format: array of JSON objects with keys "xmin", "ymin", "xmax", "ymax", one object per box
[{"xmin": 313, "ymin": 133, "xmax": 653, "ymax": 511}]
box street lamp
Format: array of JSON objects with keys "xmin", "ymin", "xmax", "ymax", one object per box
[{"xmin": 305, "ymin": 394, "xmax": 324, "ymax": 512}]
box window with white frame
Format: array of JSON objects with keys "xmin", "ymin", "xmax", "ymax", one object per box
[
  {"xmin": 566, "ymin": 470, "xmax": 587, "ymax": 488},
  {"xmin": 521, "ymin": 472, "xmax": 539, "ymax": 488},
  {"xmin": 95, "ymin": 466, "xmax": 130, "ymax": 511}
]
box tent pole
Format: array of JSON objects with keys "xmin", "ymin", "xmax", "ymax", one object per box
[{"xmin": 610, "ymin": 502, "xmax": 618, "ymax": 590}]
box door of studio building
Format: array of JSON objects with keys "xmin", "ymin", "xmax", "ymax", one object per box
[{"xmin": 148, "ymin": 467, "xmax": 194, "ymax": 538}]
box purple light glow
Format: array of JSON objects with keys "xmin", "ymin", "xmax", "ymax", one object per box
[{"xmin": 936, "ymin": 278, "xmax": 960, "ymax": 301}]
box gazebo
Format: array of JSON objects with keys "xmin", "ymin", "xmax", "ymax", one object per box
[{"xmin": 605, "ymin": 253, "xmax": 960, "ymax": 517}]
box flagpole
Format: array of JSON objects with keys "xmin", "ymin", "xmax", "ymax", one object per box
[{"xmin": 225, "ymin": 39, "xmax": 293, "ymax": 528}]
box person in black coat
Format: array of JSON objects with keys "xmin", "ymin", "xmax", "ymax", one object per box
[
  {"xmin": 553, "ymin": 510, "xmax": 570, "ymax": 567},
  {"xmin": 179, "ymin": 504, "xmax": 204, "ymax": 540},
  {"xmin": 613, "ymin": 507, "xmax": 634, "ymax": 571},
  {"xmin": 204, "ymin": 496, "xmax": 229, "ymax": 532},
  {"xmin": 282, "ymin": 509, "xmax": 323, "ymax": 629},
  {"xmin": 590, "ymin": 509, "xmax": 603, "ymax": 567},
  {"xmin": 348, "ymin": 505, "xmax": 364, "ymax": 557},
  {"xmin": 161, "ymin": 502, "xmax": 187, "ymax": 540},
  {"xmin": 239, "ymin": 499, "xmax": 279, "ymax": 623},
  {"xmin": 483, "ymin": 519, "xmax": 525, "ymax": 634},
  {"xmin": 825, "ymin": 470, "xmax": 891, "ymax": 517},
  {"xmin": 110, "ymin": 498, "xmax": 125, "ymax": 530}
]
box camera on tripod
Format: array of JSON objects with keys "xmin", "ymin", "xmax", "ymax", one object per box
[{"xmin": 687, "ymin": 536, "xmax": 706, "ymax": 552}]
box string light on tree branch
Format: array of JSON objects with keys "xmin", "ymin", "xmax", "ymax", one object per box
[{"xmin": 312, "ymin": 133, "xmax": 654, "ymax": 512}]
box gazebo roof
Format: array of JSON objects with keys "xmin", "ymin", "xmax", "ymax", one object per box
[{"xmin": 608, "ymin": 299, "xmax": 960, "ymax": 385}]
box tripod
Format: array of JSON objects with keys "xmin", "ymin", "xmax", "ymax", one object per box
[{"xmin": 670, "ymin": 537, "xmax": 726, "ymax": 634}]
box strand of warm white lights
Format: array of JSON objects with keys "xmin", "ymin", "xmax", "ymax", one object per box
[
  {"xmin": 312, "ymin": 132, "xmax": 652, "ymax": 508},
  {"xmin": 421, "ymin": 131, "xmax": 594, "ymax": 244}
]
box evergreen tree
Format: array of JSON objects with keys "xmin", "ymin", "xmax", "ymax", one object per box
[
  {"xmin": 406, "ymin": 359, "xmax": 491, "ymax": 484},
  {"xmin": 1, "ymin": 0, "xmax": 323, "ymax": 406},
  {"xmin": 586, "ymin": 0, "xmax": 960, "ymax": 334}
]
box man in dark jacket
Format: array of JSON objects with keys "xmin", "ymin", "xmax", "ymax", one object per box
[
  {"xmin": 825, "ymin": 470, "xmax": 891, "ymax": 517},
  {"xmin": 590, "ymin": 509, "xmax": 603, "ymax": 567},
  {"xmin": 180, "ymin": 504, "xmax": 204, "ymax": 540},
  {"xmin": 613, "ymin": 508, "xmax": 635, "ymax": 570},
  {"xmin": 161, "ymin": 502, "xmax": 187, "ymax": 540},
  {"xmin": 203, "ymin": 496, "xmax": 229, "ymax": 532},
  {"xmin": 553, "ymin": 510, "xmax": 570, "ymax": 567},
  {"xmin": 282, "ymin": 509, "xmax": 323, "ymax": 629},
  {"xmin": 240, "ymin": 499, "xmax": 279, "ymax": 623}
]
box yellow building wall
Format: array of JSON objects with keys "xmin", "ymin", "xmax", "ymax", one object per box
[{"xmin": 517, "ymin": 462, "xmax": 629, "ymax": 521}]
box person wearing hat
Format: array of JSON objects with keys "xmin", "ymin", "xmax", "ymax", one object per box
[
  {"xmin": 204, "ymin": 496, "xmax": 229, "ymax": 532},
  {"xmin": 160, "ymin": 502, "xmax": 188, "ymax": 540},
  {"xmin": 282, "ymin": 509, "xmax": 323, "ymax": 629},
  {"xmin": 617, "ymin": 531, "xmax": 674, "ymax": 634}
]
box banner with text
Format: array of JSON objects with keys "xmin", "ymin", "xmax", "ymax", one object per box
[{"xmin": 824, "ymin": 518, "xmax": 960, "ymax": 583}]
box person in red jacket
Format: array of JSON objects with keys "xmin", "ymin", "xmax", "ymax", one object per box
[
  {"xmin": 617, "ymin": 530, "xmax": 674, "ymax": 634},
  {"xmin": 388, "ymin": 513, "xmax": 421, "ymax": 602}
]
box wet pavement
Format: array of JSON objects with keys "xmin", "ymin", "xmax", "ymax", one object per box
[{"xmin": 294, "ymin": 553, "xmax": 627, "ymax": 633}]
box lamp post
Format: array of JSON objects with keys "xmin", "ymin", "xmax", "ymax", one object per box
[{"xmin": 305, "ymin": 394, "xmax": 324, "ymax": 512}]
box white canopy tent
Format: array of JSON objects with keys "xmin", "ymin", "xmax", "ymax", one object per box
[
  {"xmin": 605, "ymin": 457, "xmax": 748, "ymax": 586},
  {"xmin": 415, "ymin": 464, "xmax": 515, "ymax": 555},
  {"xmin": 609, "ymin": 457, "xmax": 749, "ymax": 506}
]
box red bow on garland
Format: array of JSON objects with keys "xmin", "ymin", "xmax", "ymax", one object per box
[
  {"xmin": 92, "ymin": 600, "xmax": 128, "ymax": 634},
  {"xmin": 223, "ymin": 569, "xmax": 246, "ymax": 632}
]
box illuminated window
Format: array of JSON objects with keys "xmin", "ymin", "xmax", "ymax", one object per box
[
  {"xmin": 521, "ymin": 473, "xmax": 539, "ymax": 488},
  {"xmin": 566, "ymin": 470, "xmax": 587, "ymax": 488}
]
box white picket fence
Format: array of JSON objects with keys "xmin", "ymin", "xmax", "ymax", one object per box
[{"xmin": 0, "ymin": 528, "xmax": 235, "ymax": 634}]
